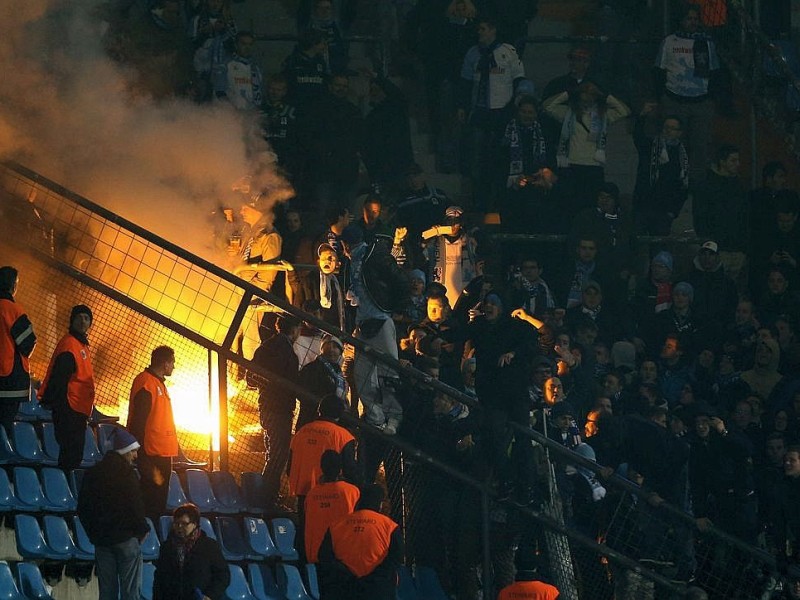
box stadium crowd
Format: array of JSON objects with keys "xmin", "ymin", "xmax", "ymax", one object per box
[{"xmin": 7, "ymin": 0, "xmax": 800, "ymax": 598}]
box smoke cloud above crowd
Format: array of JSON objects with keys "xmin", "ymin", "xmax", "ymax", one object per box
[{"xmin": 0, "ymin": 0, "xmax": 292, "ymax": 260}]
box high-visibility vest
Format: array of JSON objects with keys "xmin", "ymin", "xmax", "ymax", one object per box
[
  {"xmin": 128, "ymin": 370, "xmax": 179, "ymax": 457},
  {"xmin": 304, "ymin": 480, "xmax": 360, "ymax": 563},
  {"xmin": 288, "ymin": 420, "xmax": 354, "ymax": 496},
  {"xmin": 329, "ymin": 509, "xmax": 397, "ymax": 578},
  {"xmin": 498, "ymin": 581, "xmax": 560, "ymax": 600},
  {"xmin": 38, "ymin": 334, "xmax": 95, "ymax": 416},
  {"xmin": 0, "ymin": 299, "xmax": 33, "ymax": 400}
]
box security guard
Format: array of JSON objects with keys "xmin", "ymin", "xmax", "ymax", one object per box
[
  {"xmin": 0, "ymin": 266, "xmax": 36, "ymax": 434},
  {"xmin": 318, "ymin": 484, "xmax": 403, "ymax": 599},
  {"xmin": 38, "ymin": 304, "xmax": 95, "ymax": 471},
  {"xmin": 127, "ymin": 345, "xmax": 178, "ymax": 522},
  {"xmin": 498, "ymin": 572, "xmax": 560, "ymax": 599}
]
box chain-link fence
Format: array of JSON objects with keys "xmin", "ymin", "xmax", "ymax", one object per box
[{"xmin": 2, "ymin": 159, "xmax": 787, "ymax": 598}]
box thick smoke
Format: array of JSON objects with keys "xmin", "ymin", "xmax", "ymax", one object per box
[{"xmin": 0, "ymin": 0, "xmax": 292, "ymax": 261}]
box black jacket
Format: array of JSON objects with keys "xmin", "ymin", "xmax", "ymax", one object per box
[
  {"xmin": 77, "ymin": 452, "xmax": 149, "ymax": 546},
  {"xmin": 154, "ymin": 532, "xmax": 230, "ymax": 600},
  {"xmin": 250, "ymin": 333, "xmax": 299, "ymax": 415}
]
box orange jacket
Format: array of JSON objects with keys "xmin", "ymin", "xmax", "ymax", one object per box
[
  {"xmin": 0, "ymin": 298, "xmax": 35, "ymax": 400},
  {"xmin": 304, "ymin": 480, "xmax": 360, "ymax": 563},
  {"xmin": 38, "ymin": 334, "xmax": 94, "ymax": 416},
  {"xmin": 498, "ymin": 581, "xmax": 560, "ymax": 600},
  {"xmin": 329, "ymin": 509, "xmax": 398, "ymax": 578},
  {"xmin": 127, "ymin": 370, "xmax": 179, "ymax": 457},
  {"xmin": 288, "ymin": 420, "xmax": 355, "ymax": 496}
]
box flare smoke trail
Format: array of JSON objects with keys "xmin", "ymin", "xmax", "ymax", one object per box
[{"xmin": 0, "ymin": 0, "xmax": 292, "ymax": 260}]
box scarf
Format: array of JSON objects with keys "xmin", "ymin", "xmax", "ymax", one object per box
[
  {"xmin": 174, "ymin": 527, "xmax": 201, "ymax": 570},
  {"xmin": 581, "ymin": 304, "xmax": 601, "ymax": 320},
  {"xmin": 649, "ymin": 137, "xmax": 689, "ymax": 189},
  {"xmin": 504, "ymin": 119, "xmax": 547, "ymax": 177},
  {"xmin": 319, "ymin": 356, "xmax": 348, "ymax": 401},
  {"xmin": 557, "ymin": 105, "xmax": 608, "ymax": 167},
  {"xmin": 475, "ymin": 41, "xmax": 500, "ymax": 110},
  {"xmin": 654, "ymin": 281, "xmax": 672, "ymax": 313},
  {"xmin": 519, "ymin": 278, "xmax": 554, "ymax": 316},
  {"xmin": 318, "ymin": 272, "xmax": 345, "ymax": 329},
  {"xmin": 566, "ymin": 261, "xmax": 594, "ymax": 309},
  {"xmin": 599, "ymin": 209, "xmax": 619, "ymax": 247}
]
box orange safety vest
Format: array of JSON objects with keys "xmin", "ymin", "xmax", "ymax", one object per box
[
  {"xmin": 329, "ymin": 509, "xmax": 397, "ymax": 578},
  {"xmin": 127, "ymin": 370, "xmax": 179, "ymax": 457},
  {"xmin": 304, "ymin": 480, "xmax": 360, "ymax": 563},
  {"xmin": 38, "ymin": 334, "xmax": 95, "ymax": 416},
  {"xmin": 498, "ymin": 581, "xmax": 560, "ymax": 600},
  {"xmin": 288, "ymin": 420, "xmax": 355, "ymax": 496},
  {"xmin": 0, "ymin": 299, "xmax": 31, "ymax": 378}
]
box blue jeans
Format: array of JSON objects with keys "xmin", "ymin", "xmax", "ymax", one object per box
[{"xmin": 96, "ymin": 537, "xmax": 142, "ymax": 600}]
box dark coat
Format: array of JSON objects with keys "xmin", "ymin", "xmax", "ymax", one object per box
[
  {"xmin": 153, "ymin": 532, "xmax": 230, "ymax": 600},
  {"xmin": 250, "ymin": 333, "xmax": 299, "ymax": 415},
  {"xmin": 77, "ymin": 452, "xmax": 149, "ymax": 547}
]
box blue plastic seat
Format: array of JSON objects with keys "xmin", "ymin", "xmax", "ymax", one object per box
[
  {"xmin": 141, "ymin": 562, "xmax": 155, "ymax": 600},
  {"xmin": 247, "ymin": 563, "xmax": 284, "ymax": 600},
  {"xmin": 72, "ymin": 516, "xmax": 95, "ymax": 560},
  {"xmin": 0, "ymin": 468, "xmax": 22, "ymax": 512},
  {"xmin": 16, "ymin": 562, "xmax": 56, "ymax": 600},
  {"xmin": 210, "ymin": 471, "xmax": 244, "ymax": 514},
  {"xmin": 276, "ymin": 564, "xmax": 312, "ymax": 600},
  {"xmin": 304, "ymin": 564, "xmax": 319, "ymax": 600},
  {"xmin": 199, "ymin": 516, "xmax": 217, "ymax": 540},
  {"xmin": 40, "ymin": 423, "xmax": 60, "ymax": 465},
  {"xmin": 186, "ymin": 469, "xmax": 227, "ymax": 514},
  {"xmin": 0, "ymin": 560, "xmax": 26, "ymax": 600},
  {"xmin": 14, "ymin": 514, "xmax": 70, "ymax": 560},
  {"xmin": 141, "ymin": 518, "xmax": 160, "ymax": 561},
  {"xmin": 158, "ymin": 515, "xmax": 173, "ymax": 542},
  {"xmin": 0, "ymin": 427, "xmax": 20, "ymax": 465},
  {"xmin": 42, "ymin": 515, "xmax": 79, "ymax": 559},
  {"xmin": 95, "ymin": 423, "xmax": 118, "ymax": 455},
  {"xmin": 225, "ymin": 564, "xmax": 259, "ymax": 600},
  {"xmin": 14, "ymin": 467, "xmax": 49, "ymax": 511},
  {"xmin": 16, "ymin": 392, "xmax": 50, "ymax": 422},
  {"xmin": 242, "ymin": 517, "xmax": 279, "ymax": 560},
  {"xmin": 270, "ymin": 518, "xmax": 299, "ymax": 561},
  {"xmin": 414, "ymin": 566, "xmax": 449, "ymax": 599},
  {"xmin": 68, "ymin": 468, "xmax": 85, "ymax": 498},
  {"xmin": 215, "ymin": 517, "xmax": 251, "ymax": 562},
  {"xmin": 166, "ymin": 471, "xmax": 189, "ymax": 512},
  {"xmin": 397, "ymin": 565, "xmax": 419, "ymax": 600},
  {"xmin": 10, "ymin": 422, "xmax": 47, "ymax": 465},
  {"xmin": 240, "ymin": 472, "xmax": 266, "ymax": 514},
  {"xmin": 40, "ymin": 468, "xmax": 77, "ymax": 512},
  {"xmin": 80, "ymin": 427, "xmax": 101, "ymax": 467}
]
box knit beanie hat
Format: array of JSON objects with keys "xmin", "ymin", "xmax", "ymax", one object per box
[
  {"xmin": 409, "ymin": 269, "xmax": 426, "ymax": 286},
  {"xmin": 673, "ymin": 281, "xmax": 694, "ymax": 302},
  {"xmin": 112, "ymin": 428, "xmax": 140, "ymax": 455},
  {"xmin": 652, "ymin": 251, "xmax": 674, "ymax": 272},
  {"xmin": 70, "ymin": 304, "xmax": 93, "ymax": 325}
]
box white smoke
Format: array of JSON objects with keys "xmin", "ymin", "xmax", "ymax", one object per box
[{"xmin": 0, "ymin": 0, "xmax": 292, "ymax": 261}]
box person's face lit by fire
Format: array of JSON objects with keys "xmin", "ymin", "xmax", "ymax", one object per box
[
  {"xmin": 318, "ymin": 249, "xmax": 338, "ymax": 275},
  {"xmin": 661, "ymin": 337, "xmax": 681, "ymax": 361},
  {"xmin": 71, "ymin": 313, "xmax": 92, "ymax": 336},
  {"xmin": 427, "ymin": 297, "xmax": 449, "ymax": 324},
  {"xmin": 577, "ymin": 240, "xmax": 597, "ymax": 264},
  {"xmin": 544, "ymin": 377, "xmax": 564, "ymax": 404},
  {"xmin": 240, "ymin": 204, "xmax": 263, "ymax": 227},
  {"xmin": 362, "ymin": 201, "xmax": 381, "ymax": 226},
  {"xmin": 784, "ymin": 450, "xmax": 800, "ymax": 478},
  {"xmin": 517, "ymin": 101, "xmax": 538, "ymax": 127}
]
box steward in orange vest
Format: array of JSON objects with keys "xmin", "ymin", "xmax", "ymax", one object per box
[
  {"xmin": 0, "ymin": 267, "xmax": 36, "ymax": 434},
  {"xmin": 287, "ymin": 394, "xmax": 359, "ymax": 499},
  {"xmin": 318, "ymin": 484, "xmax": 403, "ymax": 600},
  {"xmin": 498, "ymin": 572, "xmax": 560, "ymax": 600},
  {"xmin": 304, "ymin": 450, "xmax": 360, "ymax": 564},
  {"xmin": 127, "ymin": 345, "xmax": 178, "ymax": 521},
  {"xmin": 38, "ymin": 304, "xmax": 95, "ymax": 471}
]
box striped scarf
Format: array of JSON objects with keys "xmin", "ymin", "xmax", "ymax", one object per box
[{"xmin": 504, "ymin": 118, "xmax": 547, "ymax": 177}]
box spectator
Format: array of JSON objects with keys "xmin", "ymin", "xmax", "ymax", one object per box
[
  {"xmin": 458, "ymin": 16, "xmax": 525, "ymax": 210},
  {"xmin": 542, "ymin": 81, "xmax": 630, "ymax": 216},
  {"xmin": 304, "ymin": 449, "xmax": 360, "ymax": 563},
  {"xmin": 0, "ymin": 266, "xmax": 36, "ymax": 434},
  {"xmin": 77, "ymin": 428, "xmax": 149, "ymax": 600},
  {"xmin": 497, "ymin": 571, "xmax": 559, "ymax": 599},
  {"xmin": 307, "ymin": 0, "xmax": 348, "ymax": 73},
  {"xmin": 213, "ymin": 30, "xmax": 262, "ymax": 110},
  {"xmin": 354, "ymin": 194, "xmax": 393, "ymax": 245},
  {"xmin": 282, "ymin": 28, "xmax": 329, "ymax": 111},
  {"xmin": 552, "ymin": 237, "xmax": 610, "ymax": 311},
  {"xmin": 127, "ymin": 345, "xmax": 179, "ymax": 522},
  {"xmin": 318, "ymin": 484, "xmax": 403, "ymax": 599},
  {"xmin": 749, "ymin": 161, "xmax": 799, "ymax": 245},
  {"xmin": 38, "ymin": 305, "xmax": 96, "ymax": 471},
  {"xmin": 632, "ymin": 251, "xmax": 675, "ymax": 345},
  {"xmin": 686, "ymin": 240, "xmax": 738, "ymax": 337},
  {"xmin": 508, "ymin": 256, "xmax": 555, "ymax": 319},
  {"xmin": 153, "ymin": 503, "xmax": 230, "ymax": 600},
  {"xmin": 393, "ymin": 163, "xmax": 449, "ymax": 261},
  {"xmin": 633, "ymin": 111, "xmax": 690, "ymax": 235},
  {"xmin": 759, "ymin": 267, "xmax": 800, "ymax": 327},
  {"xmin": 262, "ymin": 74, "xmax": 300, "ymax": 176},
  {"xmin": 297, "ymin": 335, "xmax": 348, "ymax": 428},
  {"xmin": 250, "ymin": 315, "xmax": 302, "ymax": 511},
  {"xmin": 692, "ymin": 144, "xmax": 749, "ymax": 288},
  {"xmin": 741, "ymin": 338, "xmax": 783, "ymax": 404},
  {"xmin": 751, "ymin": 194, "xmax": 800, "ymax": 294}
]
